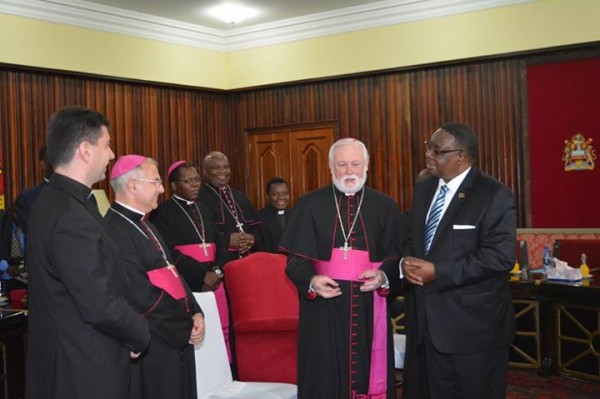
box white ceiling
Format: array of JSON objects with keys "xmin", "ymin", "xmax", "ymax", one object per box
[
  {"xmin": 81, "ymin": 0, "xmax": 388, "ymax": 30},
  {"xmin": 1, "ymin": 0, "xmax": 531, "ymax": 51}
]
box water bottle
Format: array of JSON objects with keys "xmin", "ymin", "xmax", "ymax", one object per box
[{"xmin": 543, "ymin": 245, "xmax": 551, "ymax": 273}]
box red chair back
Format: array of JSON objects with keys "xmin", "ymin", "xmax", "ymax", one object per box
[{"xmin": 224, "ymin": 252, "xmax": 299, "ymax": 383}]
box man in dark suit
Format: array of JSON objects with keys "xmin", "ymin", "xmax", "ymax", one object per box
[
  {"xmin": 0, "ymin": 207, "xmax": 27, "ymax": 290},
  {"xmin": 25, "ymin": 106, "xmax": 150, "ymax": 399},
  {"xmin": 401, "ymin": 123, "xmax": 516, "ymax": 399},
  {"xmin": 14, "ymin": 146, "xmax": 53, "ymax": 233}
]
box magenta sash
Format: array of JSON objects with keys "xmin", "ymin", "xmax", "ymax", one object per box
[
  {"xmin": 147, "ymin": 266, "xmax": 187, "ymax": 300},
  {"xmin": 175, "ymin": 242, "xmax": 231, "ymax": 360},
  {"xmin": 175, "ymin": 243, "xmax": 216, "ymax": 263},
  {"xmin": 314, "ymin": 249, "xmax": 388, "ymax": 397}
]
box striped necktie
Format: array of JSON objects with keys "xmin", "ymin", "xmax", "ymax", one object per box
[
  {"xmin": 11, "ymin": 227, "xmax": 23, "ymax": 257},
  {"xmin": 424, "ymin": 185, "xmax": 448, "ymax": 255}
]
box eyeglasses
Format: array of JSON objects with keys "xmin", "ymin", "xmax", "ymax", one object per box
[
  {"xmin": 424, "ymin": 141, "xmax": 464, "ymax": 157},
  {"xmin": 135, "ymin": 178, "xmax": 163, "ymax": 187},
  {"xmin": 177, "ymin": 177, "xmax": 202, "ymax": 184}
]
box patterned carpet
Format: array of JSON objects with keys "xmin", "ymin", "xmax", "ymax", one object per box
[
  {"xmin": 506, "ymin": 369, "xmax": 600, "ymax": 399},
  {"xmin": 396, "ymin": 369, "xmax": 600, "ymax": 398}
]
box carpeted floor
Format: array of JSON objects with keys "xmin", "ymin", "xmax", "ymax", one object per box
[
  {"xmin": 506, "ymin": 369, "xmax": 600, "ymax": 399},
  {"xmin": 396, "ymin": 369, "xmax": 600, "ymax": 398}
]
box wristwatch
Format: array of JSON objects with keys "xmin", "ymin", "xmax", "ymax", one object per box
[{"xmin": 212, "ymin": 267, "xmax": 223, "ymax": 278}]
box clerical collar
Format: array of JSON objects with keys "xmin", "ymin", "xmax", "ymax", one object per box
[
  {"xmin": 173, "ymin": 194, "xmax": 194, "ymax": 205},
  {"xmin": 333, "ymin": 186, "xmax": 364, "ymax": 197},
  {"xmin": 115, "ymin": 201, "xmax": 146, "ymax": 221},
  {"xmin": 277, "ymin": 210, "xmax": 286, "ymax": 215}
]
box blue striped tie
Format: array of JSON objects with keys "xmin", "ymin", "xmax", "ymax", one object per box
[{"xmin": 424, "ymin": 185, "xmax": 448, "ymax": 255}]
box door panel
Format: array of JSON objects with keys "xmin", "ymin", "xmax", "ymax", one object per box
[
  {"xmin": 291, "ymin": 130, "xmax": 333, "ymax": 199},
  {"xmin": 247, "ymin": 124, "xmax": 335, "ymax": 209}
]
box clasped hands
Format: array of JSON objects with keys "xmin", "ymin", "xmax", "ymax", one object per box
[
  {"xmin": 130, "ymin": 313, "xmax": 206, "ymax": 358},
  {"xmin": 229, "ymin": 232, "xmax": 255, "ymax": 254},
  {"xmin": 402, "ymin": 256, "xmax": 435, "ymax": 286},
  {"xmin": 310, "ymin": 269, "xmax": 386, "ymax": 299}
]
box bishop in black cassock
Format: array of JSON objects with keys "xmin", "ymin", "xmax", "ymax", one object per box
[
  {"xmin": 197, "ymin": 151, "xmax": 262, "ymax": 263},
  {"xmin": 280, "ymin": 138, "xmax": 404, "ymax": 399},
  {"xmin": 151, "ymin": 161, "xmax": 228, "ymax": 292},
  {"xmin": 106, "ymin": 155, "xmax": 204, "ymax": 399}
]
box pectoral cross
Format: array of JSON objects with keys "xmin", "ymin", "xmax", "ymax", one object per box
[
  {"xmin": 200, "ymin": 242, "xmax": 208, "ymax": 256},
  {"xmin": 235, "ymin": 220, "xmax": 245, "ymax": 234},
  {"xmin": 167, "ymin": 264, "xmax": 180, "ymax": 278},
  {"xmin": 340, "ymin": 242, "xmax": 351, "ymax": 260}
]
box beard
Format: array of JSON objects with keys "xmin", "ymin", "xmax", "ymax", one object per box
[{"xmin": 332, "ymin": 173, "xmax": 367, "ymax": 195}]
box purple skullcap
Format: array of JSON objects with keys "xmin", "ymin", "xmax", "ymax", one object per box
[
  {"xmin": 110, "ymin": 155, "xmax": 147, "ymax": 180},
  {"xmin": 167, "ymin": 160, "xmax": 187, "ymax": 179}
]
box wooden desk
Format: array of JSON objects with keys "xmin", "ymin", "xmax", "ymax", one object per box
[
  {"xmin": 510, "ymin": 271, "xmax": 600, "ymax": 381},
  {"xmin": 0, "ymin": 310, "xmax": 27, "ymax": 399}
]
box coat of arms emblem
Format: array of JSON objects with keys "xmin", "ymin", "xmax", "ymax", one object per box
[{"xmin": 563, "ymin": 133, "xmax": 596, "ymax": 171}]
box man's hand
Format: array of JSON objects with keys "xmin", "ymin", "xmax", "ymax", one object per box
[
  {"xmin": 202, "ymin": 271, "xmax": 221, "ymax": 291},
  {"xmin": 229, "ymin": 232, "xmax": 256, "ymax": 254},
  {"xmin": 189, "ymin": 313, "xmax": 205, "ymax": 345},
  {"xmin": 358, "ymin": 269, "xmax": 386, "ymax": 292},
  {"xmin": 238, "ymin": 233, "xmax": 255, "ymax": 254},
  {"xmin": 310, "ymin": 275, "xmax": 342, "ymax": 299},
  {"xmin": 402, "ymin": 256, "xmax": 436, "ymax": 286}
]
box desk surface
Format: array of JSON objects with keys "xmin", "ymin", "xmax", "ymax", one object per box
[
  {"xmin": 0, "ymin": 309, "xmax": 26, "ymax": 330},
  {"xmin": 510, "ymin": 270, "xmax": 600, "ymax": 305}
]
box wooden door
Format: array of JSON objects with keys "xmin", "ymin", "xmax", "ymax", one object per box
[{"xmin": 247, "ymin": 123, "xmax": 335, "ymax": 209}]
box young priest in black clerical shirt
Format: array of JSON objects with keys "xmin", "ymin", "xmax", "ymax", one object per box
[{"xmin": 258, "ymin": 177, "xmax": 294, "ymax": 253}]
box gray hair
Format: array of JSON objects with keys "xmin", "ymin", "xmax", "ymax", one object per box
[
  {"xmin": 328, "ymin": 138, "xmax": 369, "ymax": 165},
  {"xmin": 203, "ymin": 151, "xmax": 228, "ymax": 170}
]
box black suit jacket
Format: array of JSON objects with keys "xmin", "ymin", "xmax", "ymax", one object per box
[
  {"xmin": 25, "ymin": 174, "xmax": 150, "ymax": 399},
  {"xmin": 14, "ymin": 180, "xmax": 46, "ymax": 233},
  {"xmin": 404, "ymin": 167, "xmax": 516, "ymax": 354},
  {"xmin": 0, "ymin": 210, "xmax": 14, "ymax": 261}
]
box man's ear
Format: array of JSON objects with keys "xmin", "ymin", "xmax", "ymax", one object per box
[
  {"xmin": 127, "ymin": 178, "xmax": 137, "ymax": 193},
  {"xmin": 77, "ymin": 141, "xmax": 92, "ymax": 163}
]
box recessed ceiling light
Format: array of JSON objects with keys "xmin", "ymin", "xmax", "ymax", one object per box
[{"xmin": 208, "ymin": 3, "xmax": 258, "ymax": 25}]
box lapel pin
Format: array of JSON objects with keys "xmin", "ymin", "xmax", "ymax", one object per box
[{"xmin": 458, "ymin": 192, "xmax": 466, "ymax": 199}]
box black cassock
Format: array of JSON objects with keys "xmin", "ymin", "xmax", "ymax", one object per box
[
  {"xmin": 257, "ymin": 204, "xmax": 294, "ymax": 253},
  {"xmin": 150, "ymin": 196, "xmax": 228, "ymax": 291},
  {"xmin": 280, "ymin": 185, "xmax": 403, "ymax": 399},
  {"xmin": 105, "ymin": 202, "xmax": 202, "ymax": 399},
  {"xmin": 197, "ymin": 183, "xmax": 262, "ymax": 262}
]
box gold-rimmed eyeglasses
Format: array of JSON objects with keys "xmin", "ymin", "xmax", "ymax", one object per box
[
  {"xmin": 136, "ymin": 178, "xmax": 163, "ymax": 187},
  {"xmin": 424, "ymin": 140, "xmax": 464, "ymax": 157}
]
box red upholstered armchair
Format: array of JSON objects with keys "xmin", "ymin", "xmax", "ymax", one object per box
[{"xmin": 224, "ymin": 252, "xmax": 299, "ymax": 384}]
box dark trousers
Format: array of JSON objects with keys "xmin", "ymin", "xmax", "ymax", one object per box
[{"xmin": 407, "ymin": 327, "xmax": 509, "ymax": 399}]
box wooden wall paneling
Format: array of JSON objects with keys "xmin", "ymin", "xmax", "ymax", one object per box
[
  {"xmin": 2, "ymin": 44, "xmax": 596, "ymax": 225},
  {"xmin": 408, "ymin": 61, "xmax": 526, "ymax": 225},
  {"xmin": 0, "ymin": 68, "xmax": 229, "ymax": 205}
]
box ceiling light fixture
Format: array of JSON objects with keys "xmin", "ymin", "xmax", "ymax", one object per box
[{"xmin": 208, "ymin": 3, "xmax": 258, "ymax": 25}]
